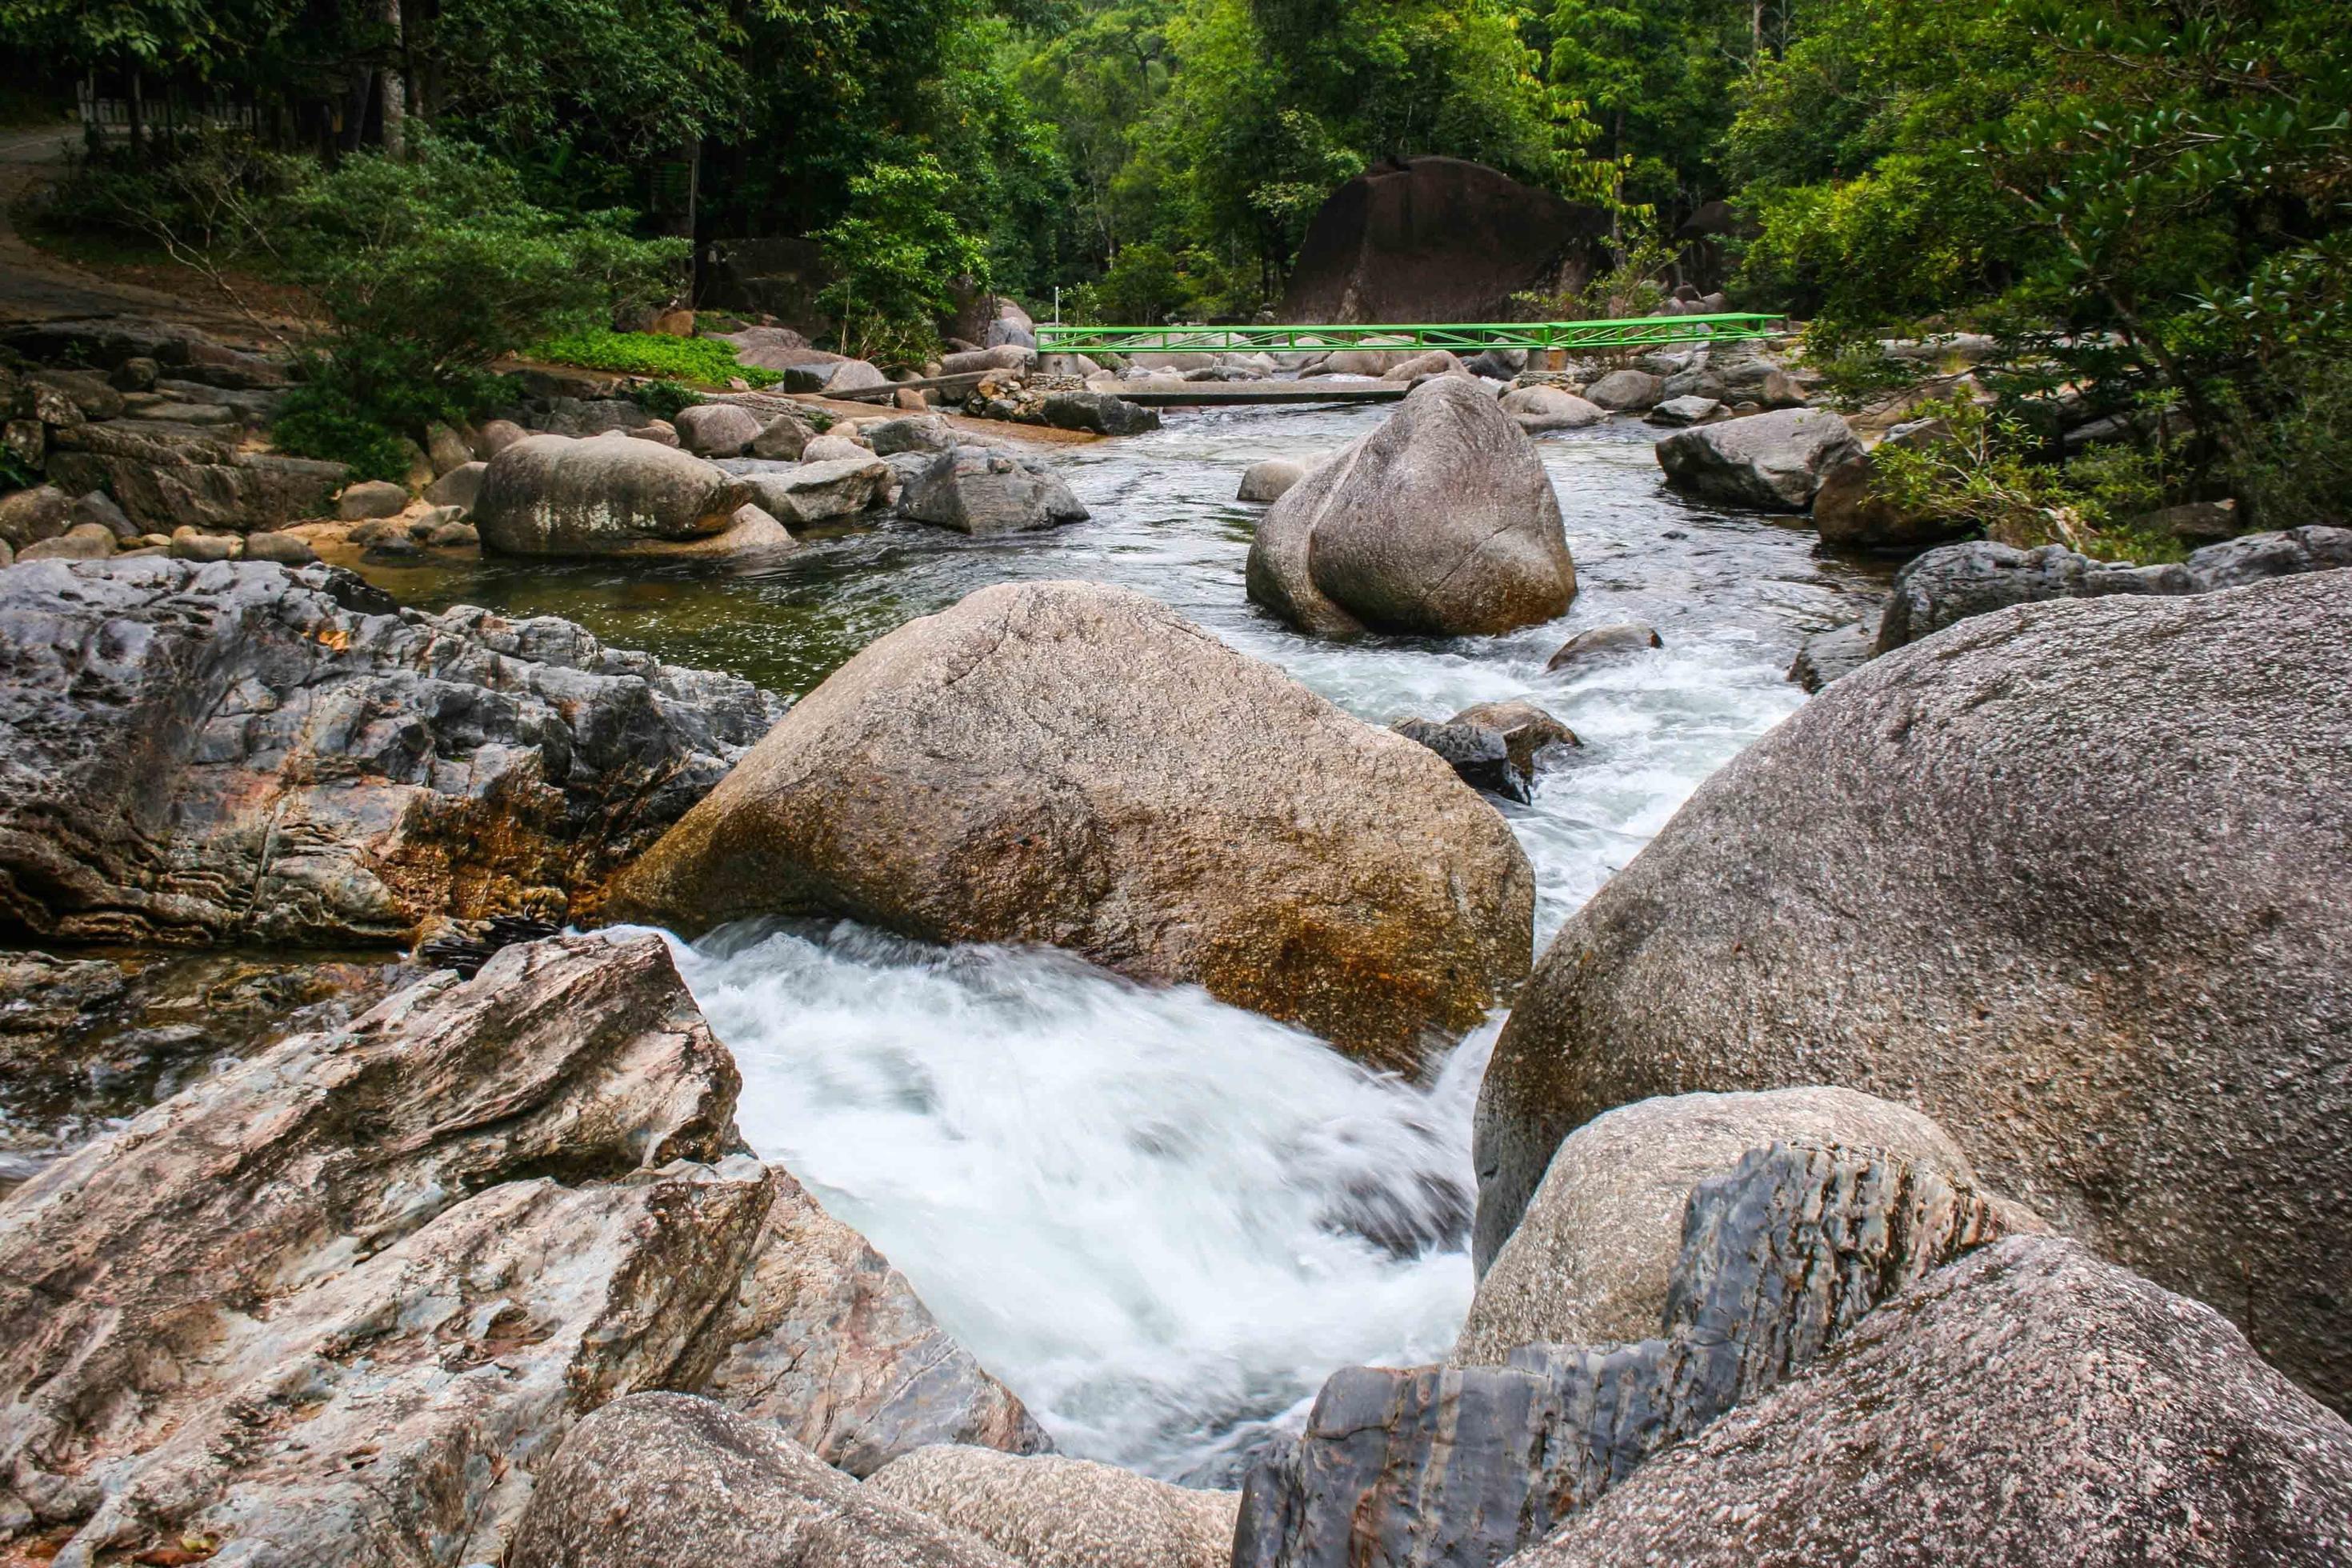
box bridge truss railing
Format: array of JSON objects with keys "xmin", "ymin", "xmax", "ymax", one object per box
[{"xmin": 1033, "ymin": 314, "xmax": 1785, "ymax": 356}]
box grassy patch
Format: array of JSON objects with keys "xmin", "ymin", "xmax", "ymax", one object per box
[{"xmin": 530, "ymin": 328, "xmax": 782, "ymax": 389}]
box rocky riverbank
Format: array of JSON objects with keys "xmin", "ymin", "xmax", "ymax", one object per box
[{"xmin": 3, "ymin": 328, "xmax": 2350, "ymax": 1566}]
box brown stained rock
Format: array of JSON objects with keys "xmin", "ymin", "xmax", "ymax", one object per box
[
  {"xmin": 1455, "ymin": 1088, "xmax": 1990, "ymax": 1361},
  {"xmin": 1448, "ymin": 700, "xmax": 1578, "ymax": 777},
  {"xmin": 510, "ymin": 1394, "xmax": 1020, "ymax": 1568},
  {"xmin": 0, "ymin": 559, "xmax": 784, "ymax": 947},
  {"xmin": 1474, "ymin": 570, "xmax": 2352, "ymax": 1411},
  {"xmin": 866, "ymin": 1446, "xmax": 1239, "ymax": 1568},
  {"xmin": 473, "ymin": 433, "xmax": 756, "ymax": 556},
  {"xmin": 708, "ymin": 1169, "xmax": 1050, "ymax": 1477},
  {"xmin": 1510, "ymin": 1238, "xmax": 2352, "ymax": 1568},
  {"xmin": 608, "ymin": 579, "xmax": 1533, "ymax": 1068},
  {"xmin": 1246, "ymin": 377, "xmax": 1576, "ymax": 639}
]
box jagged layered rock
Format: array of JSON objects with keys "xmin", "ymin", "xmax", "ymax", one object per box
[
  {"xmin": 45, "ymin": 418, "xmax": 346, "ymax": 533},
  {"xmin": 511, "ymin": 1394, "xmax": 1018, "ymax": 1568},
  {"xmin": 0, "ymin": 937, "xmax": 1043, "ymax": 1566},
  {"xmin": 609, "ymin": 580, "xmax": 1533, "ymax": 1067},
  {"xmin": 866, "ymin": 1447, "xmax": 1239, "ymax": 1568},
  {"xmin": 1654, "ymin": 407, "xmax": 1862, "ymax": 511},
  {"xmin": 901, "ymin": 446, "xmax": 1089, "ymax": 535},
  {"xmin": 706, "ymin": 1169, "xmax": 1051, "ymax": 1477},
  {"xmin": 1511, "ymin": 1238, "xmax": 2352, "ymax": 1567},
  {"xmin": 1246, "ymin": 378, "xmax": 1576, "ymax": 638},
  {"xmin": 1040, "ymin": 390, "xmax": 1161, "ymax": 436},
  {"xmin": 473, "ymin": 433, "xmax": 763, "ymax": 557},
  {"xmin": 1474, "ymin": 571, "xmax": 2352, "ymax": 1411},
  {"xmin": 1234, "ymin": 1142, "xmax": 2009, "ymax": 1568},
  {"xmin": 1875, "ymin": 526, "xmax": 2352, "ymax": 652},
  {"xmin": 726, "ymin": 455, "xmax": 896, "ymax": 526},
  {"xmin": 1457, "ymin": 1088, "xmax": 1986, "ymax": 1351},
  {"xmin": 0, "ymin": 559, "xmax": 784, "ymax": 946}
]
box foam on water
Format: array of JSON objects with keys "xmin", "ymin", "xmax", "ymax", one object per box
[{"xmin": 387, "ymin": 398, "xmax": 1887, "ymax": 1480}]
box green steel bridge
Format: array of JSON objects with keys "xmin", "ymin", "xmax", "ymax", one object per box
[{"xmin": 1033, "ymin": 311, "xmax": 1785, "ymax": 357}]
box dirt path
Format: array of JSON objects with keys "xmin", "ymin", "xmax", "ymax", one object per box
[{"xmin": 0, "ymin": 124, "xmax": 282, "ymax": 341}]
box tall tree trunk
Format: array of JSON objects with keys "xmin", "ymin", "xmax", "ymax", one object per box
[{"xmin": 378, "ymin": 0, "xmax": 407, "ymax": 158}]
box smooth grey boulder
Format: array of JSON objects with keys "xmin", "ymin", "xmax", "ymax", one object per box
[
  {"xmin": 425, "ymin": 421, "xmax": 473, "ymax": 474},
  {"xmin": 1654, "ymin": 407, "xmax": 1862, "ymax": 510},
  {"xmin": 1643, "ymin": 394, "xmax": 1722, "ymax": 427},
  {"xmin": 1784, "ymin": 619, "xmax": 1874, "ymax": 690},
  {"xmin": 1381, "ymin": 349, "xmax": 1465, "ymax": 382},
  {"xmin": 1582, "ymin": 369, "xmax": 1664, "ymax": 411},
  {"xmin": 474, "ymin": 417, "xmax": 528, "ymax": 457},
  {"xmin": 1544, "ymin": 622, "xmax": 1661, "ymax": 670},
  {"xmin": 866, "ymin": 413, "xmax": 960, "ymax": 455},
  {"xmin": 0, "ymin": 560, "xmax": 783, "ymax": 945},
  {"xmin": 866, "ymin": 1447, "xmax": 1238, "ymax": 1568},
  {"xmin": 335, "ymin": 478, "xmax": 408, "ymax": 519},
  {"xmin": 1237, "ymin": 458, "xmax": 1309, "ymax": 502},
  {"xmin": 166, "ymin": 525, "xmax": 239, "ymax": 562},
  {"xmin": 1457, "ymin": 1088, "xmax": 1987, "ymax": 1359},
  {"xmin": 17, "ymin": 522, "xmax": 116, "ymax": 561},
  {"xmin": 1040, "ymin": 390, "xmax": 1161, "ymax": 436},
  {"xmin": 901, "ymin": 446, "xmax": 1088, "ymax": 535},
  {"xmin": 67, "ymin": 489, "xmax": 135, "ymax": 539},
  {"xmin": 1390, "ymin": 717, "xmax": 1527, "ymax": 804},
  {"xmin": 1512, "ymin": 1237, "xmax": 2352, "ymax": 1568},
  {"xmin": 983, "ymin": 318, "xmax": 1038, "ymax": 351},
  {"xmin": 510, "ymin": 1395, "xmax": 1022, "ymax": 1568},
  {"xmin": 629, "ymin": 418, "xmax": 681, "ymax": 447},
  {"xmin": 730, "ymin": 456, "xmax": 895, "ymax": 526},
  {"xmin": 674, "ymin": 401, "xmax": 767, "ymax": 457},
  {"xmin": 1499, "ymin": 384, "xmax": 1604, "ymax": 432},
  {"xmin": 1474, "ymin": 571, "xmax": 2352, "ymax": 1411},
  {"xmin": 1237, "ymin": 1142, "xmax": 2011, "ymax": 1568},
  {"xmin": 474, "ymin": 433, "xmax": 757, "ymax": 557},
  {"xmin": 2182, "ymin": 522, "xmax": 2352, "ymax": 588},
  {"xmin": 783, "ymin": 358, "xmax": 890, "ymax": 395},
  {"xmin": 753, "ymin": 411, "xmax": 820, "ymax": 459},
  {"xmin": 1874, "ymin": 538, "xmax": 2191, "ymax": 652},
  {"xmin": 607, "ymin": 580, "xmax": 1534, "ymax": 1070},
  {"xmin": 423, "ymin": 459, "xmax": 486, "ymax": 512},
  {"xmin": 1464, "ymin": 348, "xmax": 1528, "ymax": 379},
  {"xmin": 803, "ymin": 430, "xmax": 871, "ymax": 462},
  {"xmin": 240, "ymin": 529, "xmax": 317, "ymax": 565},
  {"xmin": 941, "ymin": 345, "xmax": 1035, "ymax": 376},
  {"xmin": 1246, "ymin": 377, "xmax": 1576, "ymax": 638}
]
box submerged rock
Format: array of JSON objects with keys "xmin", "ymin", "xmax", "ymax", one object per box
[
  {"xmin": 1246, "ymin": 378, "xmax": 1576, "ymax": 638},
  {"xmin": 1474, "ymin": 571, "xmax": 2352, "ymax": 1410},
  {"xmin": 1654, "ymin": 407, "xmax": 1862, "ymax": 511},
  {"xmin": 1235, "ymin": 1142, "xmax": 2011, "ymax": 1568},
  {"xmin": 0, "ymin": 559, "xmax": 783, "ymax": 946},
  {"xmin": 474, "ymin": 433, "xmax": 758, "ymax": 556},
  {"xmin": 1237, "ymin": 458, "xmax": 1309, "ymax": 502},
  {"xmin": 1514, "ymin": 1238, "xmax": 2352, "ymax": 1567},
  {"xmin": 1450, "ymin": 698, "xmax": 1578, "ymax": 777},
  {"xmin": 1390, "ymin": 716, "xmax": 1527, "ymax": 803},
  {"xmin": 608, "ymin": 579, "xmax": 1534, "ymax": 1068},
  {"xmin": 867, "ymin": 1446, "xmax": 1240, "ymax": 1568},
  {"xmin": 511, "ymin": 1394, "xmax": 1019, "ymax": 1568},
  {"xmin": 1784, "ymin": 619, "xmax": 1875, "ymax": 690},
  {"xmin": 1544, "ymin": 622, "xmax": 1660, "ymax": 670}
]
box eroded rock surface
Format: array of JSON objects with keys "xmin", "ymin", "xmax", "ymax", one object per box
[
  {"xmin": 1475, "ymin": 571, "xmax": 2352, "ymax": 1410},
  {"xmin": 1235, "ymin": 1142, "xmax": 2009, "ymax": 1568},
  {"xmin": 0, "ymin": 558, "xmax": 784, "ymax": 946},
  {"xmin": 609, "ymin": 579, "xmax": 1533, "ymax": 1067},
  {"xmin": 1511, "ymin": 1238, "xmax": 2352, "ymax": 1568}
]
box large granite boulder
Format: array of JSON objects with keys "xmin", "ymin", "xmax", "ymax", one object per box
[
  {"xmin": 0, "ymin": 559, "xmax": 784, "ymax": 946},
  {"xmin": 783, "ymin": 358, "xmax": 891, "ymax": 395},
  {"xmin": 1474, "ymin": 570, "xmax": 2352, "ymax": 1410},
  {"xmin": 473, "ymin": 433, "xmax": 762, "ymax": 556},
  {"xmin": 0, "ymin": 937, "xmax": 1043, "ymax": 1566},
  {"xmin": 1499, "ymin": 384, "xmax": 1604, "ymax": 432},
  {"xmin": 1654, "ymin": 407, "xmax": 1862, "ymax": 511},
  {"xmin": 1581, "ymin": 369, "xmax": 1664, "ymax": 411},
  {"xmin": 1876, "ymin": 526, "xmax": 2352, "ymax": 652},
  {"xmin": 1280, "ymin": 157, "xmax": 1610, "ymax": 324},
  {"xmin": 45, "ymin": 418, "xmax": 346, "ymax": 533},
  {"xmin": 1235, "ymin": 1142, "xmax": 2012, "ymax": 1568},
  {"xmin": 609, "ymin": 580, "xmax": 1533, "ymax": 1068},
  {"xmin": 1458, "ymin": 1087, "xmax": 1988, "ymax": 1355},
  {"xmin": 510, "ymin": 1394, "xmax": 1018, "ymax": 1568},
  {"xmin": 674, "ymin": 401, "xmax": 768, "ymax": 457},
  {"xmin": 900, "ymin": 446, "xmax": 1088, "ymax": 535},
  {"xmin": 1510, "ymin": 1238, "xmax": 2352, "ymax": 1567},
  {"xmin": 866, "ymin": 1447, "xmax": 1239, "ymax": 1568},
  {"xmin": 1246, "ymin": 378, "xmax": 1576, "ymax": 638}
]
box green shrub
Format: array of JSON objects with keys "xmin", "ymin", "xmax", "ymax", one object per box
[
  {"xmin": 634, "ymin": 378, "xmax": 706, "ymax": 422},
  {"xmin": 269, "ymin": 391, "xmax": 414, "ymax": 484},
  {"xmin": 818, "ymin": 156, "xmax": 988, "ymax": 367},
  {"xmin": 530, "ymin": 328, "xmax": 780, "ymax": 388}
]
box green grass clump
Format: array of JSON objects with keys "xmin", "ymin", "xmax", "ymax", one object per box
[{"xmin": 530, "ymin": 328, "xmax": 782, "ymax": 389}]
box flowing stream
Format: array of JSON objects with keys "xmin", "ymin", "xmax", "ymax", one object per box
[{"xmin": 368, "ymin": 402, "xmax": 1888, "ymax": 1485}]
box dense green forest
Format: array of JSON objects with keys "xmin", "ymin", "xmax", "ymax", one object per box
[{"xmin": 7, "ymin": 0, "xmax": 2346, "ymax": 531}]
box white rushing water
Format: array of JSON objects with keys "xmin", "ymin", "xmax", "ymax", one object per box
[{"xmin": 579, "ymin": 402, "xmax": 1890, "ymax": 1482}]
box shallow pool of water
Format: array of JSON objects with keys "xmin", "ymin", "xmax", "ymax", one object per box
[{"xmin": 373, "ymin": 403, "xmax": 1888, "ymax": 1482}]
